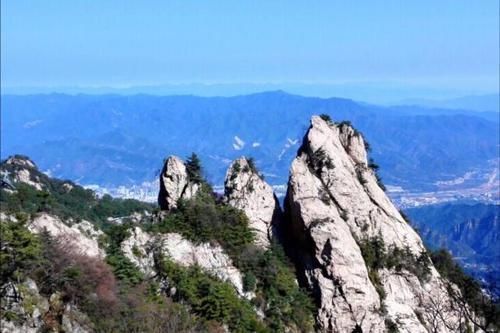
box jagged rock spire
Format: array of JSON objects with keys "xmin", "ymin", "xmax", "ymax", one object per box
[
  {"xmin": 158, "ymin": 156, "xmax": 199, "ymax": 210},
  {"xmin": 285, "ymin": 116, "xmax": 465, "ymax": 332},
  {"xmin": 224, "ymin": 157, "xmax": 282, "ymax": 248}
]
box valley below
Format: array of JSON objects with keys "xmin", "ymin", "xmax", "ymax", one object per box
[{"xmin": 85, "ymin": 158, "xmax": 499, "ymax": 209}]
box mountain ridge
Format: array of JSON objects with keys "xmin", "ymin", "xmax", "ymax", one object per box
[
  {"xmin": 1, "ymin": 115, "xmax": 498, "ymax": 331},
  {"xmin": 2, "ymin": 92, "xmax": 498, "ymax": 195}
]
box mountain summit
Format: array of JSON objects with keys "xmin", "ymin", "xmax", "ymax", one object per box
[{"xmin": 284, "ymin": 116, "xmax": 478, "ymax": 332}]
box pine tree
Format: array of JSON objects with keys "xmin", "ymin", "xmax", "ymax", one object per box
[{"xmin": 185, "ymin": 153, "xmax": 203, "ymax": 184}]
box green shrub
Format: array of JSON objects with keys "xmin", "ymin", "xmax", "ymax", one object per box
[
  {"xmin": 237, "ymin": 243, "xmax": 315, "ymax": 332},
  {"xmin": 385, "ymin": 318, "xmax": 399, "ymax": 333},
  {"xmin": 0, "ymin": 180, "xmax": 153, "ymax": 227},
  {"xmin": 368, "ymin": 158, "xmax": 379, "ymax": 171},
  {"xmin": 230, "ymin": 160, "xmax": 241, "ymax": 180},
  {"xmin": 359, "ymin": 234, "xmax": 386, "ymax": 271},
  {"xmin": 0, "ymin": 217, "xmax": 42, "ymax": 285},
  {"xmin": 337, "ymin": 120, "xmax": 352, "ymax": 127},
  {"xmin": 375, "ymin": 173, "xmax": 386, "ymax": 191},
  {"xmin": 246, "ymin": 157, "xmax": 258, "ymax": 173},
  {"xmin": 359, "ymin": 235, "xmax": 432, "ymax": 305},
  {"xmin": 99, "ymin": 223, "xmax": 144, "ymax": 285},
  {"xmin": 431, "ymin": 249, "xmax": 500, "ymax": 330},
  {"xmin": 158, "ymin": 258, "xmax": 267, "ymax": 332},
  {"xmin": 319, "ymin": 114, "xmax": 332, "ymax": 123},
  {"xmin": 243, "ymin": 272, "xmax": 257, "ymax": 292},
  {"xmin": 152, "ymin": 188, "xmax": 254, "ymax": 259},
  {"xmin": 308, "ymin": 148, "xmax": 334, "ymax": 176}
]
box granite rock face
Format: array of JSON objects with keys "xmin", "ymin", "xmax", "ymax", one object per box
[
  {"xmin": 1, "ymin": 156, "xmax": 45, "ymax": 191},
  {"xmin": 158, "ymin": 156, "xmax": 199, "ymax": 210},
  {"xmin": 0, "ymin": 279, "xmax": 92, "ymax": 333},
  {"xmin": 285, "ymin": 116, "xmax": 465, "ymax": 332},
  {"xmin": 224, "ymin": 157, "xmax": 282, "ymax": 248},
  {"xmin": 28, "ymin": 213, "xmax": 105, "ymax": 258},
  {"xmin": 122, "ymin": 227, "xmax": 249, "ymax": 298}
]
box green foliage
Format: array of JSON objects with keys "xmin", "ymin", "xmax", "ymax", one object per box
[
  {"xmin": 359, "ymin": 235, "xmax": 432, "ymax": 304},
  {"xmin": 336, "ymin": 120, "xmax": 364, "ymax": 138},
  {"xmin": 356, "ymin": 168, "xmax": 368, "ymax": 185},
  {"xmin": 104, "ymin": 224, "xmax": 144, "ymax": 285},
  {"xmin": 365, "ymin": 156, "xmax": 386, "ymax": 191},
  {"xmin": 151, "ymin": 189, "xmax": 254, "ymax": 259},
  {"xmin": 0, "ymin": 181, "xmax": 153, "ymax": 227},
  {"xmin": 243, "ymin": 272, "xmax": 257, "ymax": 292},
  {"xmin": 230, "ymin": 160, "xmax": 241, "ymax": 180},
  {"xmin": 358, "ymin": 235, "xmax": 387, "ymax": 300},
  {"xmin": 363, "ymin": 236, "xmax": 431, "ymax": 283},
  {"xmin": 359, "ymin": 234, "xmax": 386, "ymax": 271},
  {"xmin": 337, "ymin": 120, "xmax": 352, "ymax": 127},
  {"xmin": 431, "ymin": 249, "xmax": 500, "ymax": 330},
  {"xmin": 383, "ymin": 246, "xmax": 431, "ymax": 283},
  {"xmin": 148, "ymin": 186, "xmax": 314, "ymax": 331},
  {"xmin": 131, "ymin": 245, "xmax": 143, "ymax": 258},
  {"xmin": 385, "ymin": 318, "xmax": 400, "ymax": 333},
  {"xmin": 1, "ymin": 218, "xmax": 202, "ymax": 332},
  {"xmin": 308, "ymin": 148, "xmax": 334, "ymax": 177},
  {"xmin": 241, "ymin": 157, "xmax": 263, "ymax": 180},
  {"xmin": 95, "ymin": 282, "xmax": 202, "ymax": 333},
  {"xmin": 375, "ymin": 173, "xmax": 386, "ymax": 191},
  {"xmin": 246, "ymin": 157, "xmax": 258, "ymax": 174},
  {"xmin": 0, "ymin": 217, "xmax": 42, "ymax": 285},
  {"xmin": 319, "ymin": 114, "xmax": 332, "ymax": 123},
  {"xmin": 158, "ymin": 258, "xmax": 267, "ymax": 332},
  {"xmin": 364, "ymin": 140, "xmax": 371, "ymax": 152},
  {"xmin": 185, "ymin": 153, "xmax": 203, "ymax": 184},
  {"xmin": 368, "ymin": 158, "xmax": 379, "ymax": 171},
  {"xmin": 1, "ymin": 156, "xmax": 314, "ymax": 331},
  {"xmin": 237, "ymin": 243, "xmax": 315, "ymax": 332},
  {"xmin": 48, "ymin": 231, "xmax": 202, "ymax": 332}
]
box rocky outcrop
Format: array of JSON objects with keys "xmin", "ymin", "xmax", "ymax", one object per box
[
  {"xmin": 1, "ymin": 156, "xmax": 45, "ymax": 191},
  {"xmin": 0, "ymin": 279, "xmax": 92, "ymax": 333},
  {"xmin": 28, "ymin": 213, "xmax": 104, "ymax": 258},
  {"xmin": 122, "ymin": 227, "xmax": 249, "ymax": 297},
  {"xmin": 158, "ymin": 156, "xmax": 199, "ymax": 210},
  {"xmin": 285, "ymin": 116, "xmax": 465, "ymax": 332},
  {"xmin": 224, "ymin": 157, "xmax": 282, "ymax": 248}
]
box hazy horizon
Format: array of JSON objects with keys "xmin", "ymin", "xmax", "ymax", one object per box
[{"xmin": 2, "ymin": 1, "xmax": 498, "ymax": 102}]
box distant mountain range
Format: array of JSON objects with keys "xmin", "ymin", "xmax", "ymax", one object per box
[
  {"xmin": 5, "ymin": 83, "xmax": 498, "ymax": 106},
  {"xmin": 1, "ymin": 91, "xmax": 498, "ymax": 192},
  {"xmin": 398, "ymin": 94, "xmax": 499, "ymax": 113},
  {"xmin": 406, "ymin": 203, "xmax": 499, "ymax": 287}
]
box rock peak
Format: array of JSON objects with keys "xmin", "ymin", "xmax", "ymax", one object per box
[
  {"xmin": 1, "ymin": 155, "xmax": 45, "ymax": 191},
  {"xmin": 4, "ymin": 154, "xmax": 38, "ymax": 170},
  {"xmin": 224, "ymin": 157, "xmax": 282, "ymax": 248},
  {"xmin": 158, "ymin": 156, "xmax": 199, "ymax": 210},
  {"xmin": 285, "ymin": 115, "xmax": 466, "ymax": 332}
]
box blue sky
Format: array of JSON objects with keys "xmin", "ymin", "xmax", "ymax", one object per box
[{"xmin": 1, "ymin": 1, "xmax": 498, "ymax": 95}]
